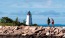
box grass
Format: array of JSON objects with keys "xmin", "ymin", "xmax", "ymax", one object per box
[{"xmin": 0, "ymin": 23, "xmax": 14, "ymax": 26}]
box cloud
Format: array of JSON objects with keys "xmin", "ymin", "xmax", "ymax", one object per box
[
  {"xmin": 0, "ymin": 12, "xmax": 5, "ymax": 14},
  {"xmin": 43, "ymin": 10, "xmax": 60, "ymax": 15},
  {"xmin": 32, "ymin": 10, "xmax": 60, "ymax": 16},
  {"xmin": 6, "ymin": 0, "xmax": 52, "ymax": 8},
  {"xmin": 8, "ymin": 0, "xmax": 65, "ymax": 8},
  {"xmin": 44, "ymin": 0, "xmax": 52, "ymax": 8},
  {"xmin": 0, "ymin": 0, "xmax": 65, "ymax": 10},
  {"xmin": 9, "ymin": 12, "xmax": 26, "ymax": 16}
]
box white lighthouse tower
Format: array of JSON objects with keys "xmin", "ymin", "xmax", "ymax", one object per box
[{"xmin": 26, "ymin": 11, "xmax": 32, "ymax": 25}]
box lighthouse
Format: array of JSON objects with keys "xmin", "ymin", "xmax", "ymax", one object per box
[{"xmin": 26, "ymin": 11, "xmax": 32, "ymax": 25}]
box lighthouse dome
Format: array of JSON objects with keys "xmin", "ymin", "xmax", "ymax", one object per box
[{"xmin": 27, "ymin": 11, "xmax": 31, "ymax": 15}]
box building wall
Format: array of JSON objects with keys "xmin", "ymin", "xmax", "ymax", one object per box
[{"xmin": 26, "ymin": 15, "xmax": 32, "ymax": 25}]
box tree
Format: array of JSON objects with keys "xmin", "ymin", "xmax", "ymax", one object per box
[
  {"xmin": 23, "ymin": 19, "xmax": 26, "ymax": 24},
  {"xmin": 15, "ymin": 17, "xmax": 18, "ymax": 22},
  {"xmin": 14, "ymin": 17, "xmax": 20, "ymax": 26},
  {"xmin": 17, "ymin": 19, "xmax": 26, "ymax": 26},
  {"xmin": 33, "ymin": 23, "xmax": 38, "ymax": 26},
  {"xmin": 1, "ymin": 17, "xmax": 13, "ymax": 23}
]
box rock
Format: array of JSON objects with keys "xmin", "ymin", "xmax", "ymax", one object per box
[
  {"xmin": 22, "ymin": 34, "xmax": 27, "ymax": 36},
  {"xmin": 46, "ymin": 32, "xmax": 50, "ymax": 36},
  {"xmin": 0, "ymin": 26, "xmax": 2, "ymax": 29},
  {"xmin": 12, "ymin": 30, "xmax": 21, "ymax": 35},
  {"xmin": 29, "ymin": 26, "xmax": 36, "ymax": 31},
  {"xmin": 24, "ymin": 26, "xmax": 29, "ymax": 30},
  {"xmin": 0, "ymin": 26, "xmax": 64, "ymax": 38}
]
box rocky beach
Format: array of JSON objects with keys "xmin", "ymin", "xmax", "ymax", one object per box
[{"xmin": 0, "ymin": 25, "xmax": 64, "ymax": 38}]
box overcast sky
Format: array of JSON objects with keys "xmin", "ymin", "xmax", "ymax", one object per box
[{"xmin": 0, "ymin": 0, "xmax": 65, "ymax": 24}]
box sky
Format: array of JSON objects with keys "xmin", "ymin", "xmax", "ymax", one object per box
[{"xmin": 0, "ymin": 0, "xmax": 65, "ymax": 24}]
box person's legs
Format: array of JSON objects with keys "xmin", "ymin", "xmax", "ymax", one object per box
[
  {"xmin": 52, "ymin": 24, "xmax": 54, "ymax": 27},
  {"xmin": 48, "ymin": 23, "xmax": 50, "ymax": 27}
]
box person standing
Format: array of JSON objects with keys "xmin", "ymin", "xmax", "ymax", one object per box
[
  {"xmin": 51, "ymin": 18, "xmax": 54, "ymax": 27},
  {"xmin": 47, "ymin": 17, "xmax": 50, "ymax": 27}
]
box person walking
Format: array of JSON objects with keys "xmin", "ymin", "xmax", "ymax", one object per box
[
  {"xmin": 51, "ymin": 18, "xmax": 54, "ymax": 27},
  {"xmin": 47, "ymin": 17, "xmax": 50, "ymax": 27}
]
